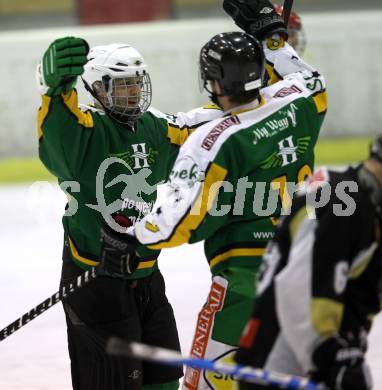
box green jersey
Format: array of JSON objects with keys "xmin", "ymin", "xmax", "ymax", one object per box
[
  {"xmin": 38, "ymin": 90, "xmax": 223, "ymax": 278},
  {"xmin": 134, "ymin": 41, "xmax": 328, "ymax": 275}
]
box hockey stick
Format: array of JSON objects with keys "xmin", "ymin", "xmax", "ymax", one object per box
[
  {"xmin": 106, "ymin": 338, "xmax": 327, "ymax": 390},
  {"xmin": 0, "ymin": 267, "xmax": 97, "ymax": 342},
  {"xmin": 282, "ymin": 0, "xmax": 294, "ymax": 25}
]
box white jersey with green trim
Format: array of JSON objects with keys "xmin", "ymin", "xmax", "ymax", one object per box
[{"xmin": 133, "ymin": 41, "xmax": 327, "ymax": 263}]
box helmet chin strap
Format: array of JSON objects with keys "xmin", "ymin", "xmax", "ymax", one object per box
[
  {"xmin": 202, "ymin": 78, "xmax": 226, "ymax": 107},
  {"xmin": 207, "ymin": 89, "xmax": 226, "ymax": 108},
  {"xmin": 208, "ymin": 92, "xmax": 221, "ymax": 106},
  {"xmin": 82, "ymin": 78, "xmax": 107, "ymax": 110},
  {"xmin": 358, "ymin": 165, "xmax": 382, "ymax": 219}
]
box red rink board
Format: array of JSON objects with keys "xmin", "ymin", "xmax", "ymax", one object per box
[{"xmin": 79, "ymin": 0, "xmax": 171, "ymax": 25}]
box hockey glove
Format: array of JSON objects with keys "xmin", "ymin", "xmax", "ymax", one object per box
[
  {"xmin": 223, "ymin": 0, "xmax": 287, "ymax": 41},
  {"xmin": 38, "ymin": 36, "xmax": 89, "ymax": 96},
  {"xmin": 311, "ymin": 336, "xmax": 373, "ymax": 390},
  {"xmin": 99, "ymin": 215, "xmax": 141, "ymax": 278}
]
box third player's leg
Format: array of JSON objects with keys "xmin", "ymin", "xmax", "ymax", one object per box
[
  {"xmin": 182, "ymin": 266, "xmax": 258, "ymax": 390},
  {"xmin": 61, "ymin": 259, "xmax": 143, "ymax": 390}
]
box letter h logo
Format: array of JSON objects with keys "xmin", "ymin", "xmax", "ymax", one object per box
[
  {"xmin": 131, "ymin": 143, "xmax": 149, "ymax": 169},
  {"xmin": 277, "ymin": 136, "xmax": 297, "ymax": 166}
]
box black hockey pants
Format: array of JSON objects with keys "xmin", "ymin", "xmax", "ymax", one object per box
[{"xmin": 61, "ymin": 259, "xmax": 183, "ymax": 390}]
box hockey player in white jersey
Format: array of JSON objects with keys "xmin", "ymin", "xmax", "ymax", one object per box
[{"xmin": 98, "ymin": 1, "xmax": 327, "ymax": 389}]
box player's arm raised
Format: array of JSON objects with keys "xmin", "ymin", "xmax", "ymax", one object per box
[
  {"xmin": 224, "ymin": 0, "xmax": 326, "ymax": 101},
  {"xmin": 36, "ymin": 37, "xmax": 99, "ymax": 180}
]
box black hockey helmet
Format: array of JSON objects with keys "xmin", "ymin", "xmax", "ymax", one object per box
[{"xmin": 199, "ymin": 32, "xmax": 265, "ymax": 98}]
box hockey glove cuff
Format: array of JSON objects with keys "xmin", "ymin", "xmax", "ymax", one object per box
[
  {"xmin": 223, "ymin": 0, "xmax": 287, "ymax": 41},
  {"xmin": 99, "ymin": 215, "xmax": 141, "ymax": 278}
]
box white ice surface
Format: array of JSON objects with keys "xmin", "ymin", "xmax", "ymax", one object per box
[{"xmin": 0, "ymin": 183, "xmax": 381, "ymax": 389}]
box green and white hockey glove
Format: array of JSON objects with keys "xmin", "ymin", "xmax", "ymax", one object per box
[{"xmin": 36, "ymin": 36, "xmax": 89, "ymax": 96}]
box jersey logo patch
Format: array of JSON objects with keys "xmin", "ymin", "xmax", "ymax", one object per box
[
  {"xmin": 266, "ymin": 35, "xmax": 286, "ymax": 51},
  {"xmin": 273, "ymin": 85, "xmax": 303, "ymax": 98},
  {"xmin": 201, "ymin": 116, "xmax": 240, "ymax": 151},
  {"xmin": 260, "ymin": 136, "xmax": 311, "ymax": 169},
  {"xmin": 110, "ymin": 144, "xmax": 158, "ymax": 169}
]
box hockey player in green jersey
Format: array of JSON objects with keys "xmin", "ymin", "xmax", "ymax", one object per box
[
  {"xmin": 36, "ymin": 37, "xmax": 224, "ymax": 390},
  {"xmin": 99, "ymin": 1, "xmax": 328, "ymax": 389}
]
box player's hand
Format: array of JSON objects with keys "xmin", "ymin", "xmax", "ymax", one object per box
[
  {"xmin": 38, "ymin": 36, "xmax": 89, "ymax": 96},
  {"xmin": 311, "ymin": 336, "xmax": 373, "ymax": 390},
  {"xmin": 223, "ymin": 0, "xmax": 287, "ymax": 41},
  {"xmin": 99, "ymin": 215, "xmax": 141, "ymax": 278}
]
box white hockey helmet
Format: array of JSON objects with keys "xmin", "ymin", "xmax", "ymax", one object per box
[{"xmin": 82, "ymin": 43, "xmax": 152, "ymax": 125}]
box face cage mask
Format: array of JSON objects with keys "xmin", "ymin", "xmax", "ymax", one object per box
[{"xmin": 101, "ymin": 74, "xmax": 152, "ymax": 125}]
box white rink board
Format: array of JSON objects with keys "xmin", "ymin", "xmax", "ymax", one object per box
[
  {"xmin": 1, "ymin": 11, "xmax": 382, "ymax": 157},
  {"xmin": 0, "ymin": 183, "xmax": 381, "ymax": 389}
]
